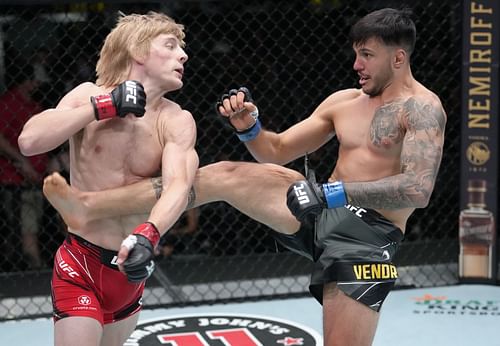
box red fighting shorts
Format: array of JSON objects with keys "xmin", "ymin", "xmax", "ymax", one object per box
[{"xmin": 51, "ymin": 233, "xmax": 145, "ymax": 325}]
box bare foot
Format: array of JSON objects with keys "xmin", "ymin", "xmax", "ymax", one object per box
[{"xmin": 43, "ymin": 172, "xmax": 88, "ymax": 230}]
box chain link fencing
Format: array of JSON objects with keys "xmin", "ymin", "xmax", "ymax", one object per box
[{"xmin": 0, "ymin": 0, "xmax": 462, "ymax": 320}]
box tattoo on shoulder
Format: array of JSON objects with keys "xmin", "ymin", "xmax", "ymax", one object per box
[
  {"xmin": 371, "ymin": 98, "xmax": 446, "ymax": 146},
  {"xmin": 151, "ymin": 177, "xmax": 163, "ymax": 200},
  {"xmin": 403, "ymin": 97, "xmax": 446, "ymax": 133},
  {"xmin": 401, "ymin": 97, "xmax": 446, "ymax": 184}
]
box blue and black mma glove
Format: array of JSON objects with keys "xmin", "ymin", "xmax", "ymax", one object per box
[
  {"xmin": 286, "ymin": 177, "xmax": 348, "ymax": 223},
  {"xmin": 121, "ymin": 222, "xmax": 160, "ymax": 283},
  {"xmin": 91, "ymin": 80, "xmax": 146, "ymax": 120},
  {"xmin": 215, "ymin": 87, "xmax": 261, "ymax": 142}
]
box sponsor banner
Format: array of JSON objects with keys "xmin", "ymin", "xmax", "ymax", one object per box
[
  {"xmin": 460, "ymin": 0, "xmax": 499, "ymax": 281},
  {"xmin": 125, "ymin": 313, "xmax": 323, "ymax": 346},
  {"xmin": 411, "ymin": 292, "xmax": 500, "ymax": 316}
]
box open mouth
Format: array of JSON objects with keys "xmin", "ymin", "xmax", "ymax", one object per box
[
  {"xmin": 359, "ymin": 75, "xmax": 369, "ymax": 86},
  {"xmin": 174, "ymin": 69, "xmax": 184, "ymax": 78}
]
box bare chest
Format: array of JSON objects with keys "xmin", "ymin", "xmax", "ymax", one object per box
[
  {"xmin": 335, "ymin": 100, "xmax": 407, "ymax": 155},
  {"xmin": 75, "ymin": 118, "xmax": 162, "ymax": 181}
]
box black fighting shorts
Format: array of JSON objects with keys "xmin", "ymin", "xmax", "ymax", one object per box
[{"xmin": 273, "ymin": 205, "xmax": 404, "ymax": 312}]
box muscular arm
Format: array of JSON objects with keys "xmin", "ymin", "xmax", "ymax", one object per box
[
  {"xmin": 241, "ymin": 89, "xmax": 359, "ymax": 164},
  {"xmin": 18, "ymin": 82, "xmax": 96, "ymax": 156},
  {"xmin": 345, "ymin": 97, "xmax": 447, "ymax": 209},
  {"xmin": 146, "ymin": 110, "xmax": 199, "ymax": 234},
  {"xmin": 245, "ymin": 114, "xmax": 333, "ymax": 165}
]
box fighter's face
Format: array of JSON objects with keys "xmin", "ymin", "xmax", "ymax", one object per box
[
  {"xmin": 145, "ymin": 34, "xmax": 188, "ymax": 91},
  {"xmin": 352, "ymin": 37, "xmax": 395, "ymax": 97}
]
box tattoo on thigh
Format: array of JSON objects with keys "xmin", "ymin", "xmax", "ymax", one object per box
[
  {"xmin": 151, "ymin": 177, "xmax": 163, "ymax": 200},
  {"xmin": 187, "ymin": 187, "xmax": 196, "ymax": 209}
]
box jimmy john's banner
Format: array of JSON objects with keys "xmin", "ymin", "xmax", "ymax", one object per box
[{"xmin": 460, "ymin": 0, "xmax": 499, "ymax": 282}]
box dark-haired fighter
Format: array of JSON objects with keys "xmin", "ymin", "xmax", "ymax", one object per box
[{"xmin": 42, "ymin": 8, "xmax": 446, "ymax": 346}]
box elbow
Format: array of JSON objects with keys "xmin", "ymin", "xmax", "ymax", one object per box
[
  {"xmin": 415, "ymin": 195, "xmax": 430, "ymax": 208},
  {"xmin": 18, "ymin": 132, "xmax": 35, "ymax": 156},
  {"xmin": 410, "ymin": 189, "xmax": 433, "ymax": 209},
  {"xmin": 17, "ymin": 133, "xmax": 33, "ymax": 156},
  {"xmin": 402, "ymin": 173, "xmax": 435, "ymax": 209},
  {"xmin": 420, "ymin": 188, "xmax": 435, "ymax": 208}
]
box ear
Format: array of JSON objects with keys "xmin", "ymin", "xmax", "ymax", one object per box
[
  {"xmin": 130, "ymin": 49, "xmax": 146, "ymax": 65},
  {"xmin": 393, "ymin": 49, "xmax": 406, "ymax": 69}
]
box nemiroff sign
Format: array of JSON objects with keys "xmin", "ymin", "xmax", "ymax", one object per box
[
  {"xmin": 125, "ymin": 313, "xmax": 323, "ymax": 346},
  {"xmin": 460, "ymin": 0, "xmax": 499, "ymax": 280}
]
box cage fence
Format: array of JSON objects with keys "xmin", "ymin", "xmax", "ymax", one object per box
[{"xmin": 0, "ymin": 0, "xmax": 463, "ymax": 320}]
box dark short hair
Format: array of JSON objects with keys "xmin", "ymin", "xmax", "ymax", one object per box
[{"xmin": 349, "ymin": 8, "xmax": 416, "ymax": 56}]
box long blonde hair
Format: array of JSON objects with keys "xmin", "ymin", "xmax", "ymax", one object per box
[{"xmin": 96, "ymin": 11, "xmax": 185, "ymax": 87}]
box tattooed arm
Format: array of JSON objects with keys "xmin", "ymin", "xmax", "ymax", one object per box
[{"xmin": 345, "ymin": 97, "xmax": 447, "ymax": 209}]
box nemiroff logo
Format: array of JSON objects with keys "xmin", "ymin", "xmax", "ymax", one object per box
[
  {"xmin": 411, "ymin": 293, "xmax": 500, "ymax": 316},
  {"xmin": 125, "ymin": 313, "xmax": 323, "ymax": 346}
]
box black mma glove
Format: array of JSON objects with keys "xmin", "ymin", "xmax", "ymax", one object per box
[
  {"xmin": 121, "ymin": 222, "xmax": 160, "ymax": 283},
  {"xmin": 286, "ymin": 180, "xmax": 347, "ymax": 223},
  {"xmin": 91, "ymin": 80, "xmax": 146, "ymax": 120},
  {"xmin": 215, "ymin": 87, "xmax": 261, "ymax": 142}
]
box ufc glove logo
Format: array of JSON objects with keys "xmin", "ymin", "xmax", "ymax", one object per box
[
  {"xmin": 125, "ymin": 80, "xmax": 138, "ymax": 104},
  {"xmin": 287, "ymin": 180, "xmax": 325, "ymax": 223},
  {"xmin": 146, "ymin": 260, "xmax": 155, "ymax": 277},
  {"xmin": 292, "ymin": 183, "xmax": 311, "ymax": 205},
  {"xmin": 92, "ymin": 80, "xmax": 146, "ymax": 119}
]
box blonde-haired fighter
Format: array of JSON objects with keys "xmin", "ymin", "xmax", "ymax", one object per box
[{"xmin": 18, "ymin": 12, "xmax": 198, "ymax": 346}]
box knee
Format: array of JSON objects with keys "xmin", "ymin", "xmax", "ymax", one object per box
[{"xmin": 274, "ymin": 165, "xmax": 305, "ymax": 183}]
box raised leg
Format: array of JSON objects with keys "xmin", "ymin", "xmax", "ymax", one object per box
[
  {"xmin": 194, "ymin": 161, "xmax": 303, "ymax": 234},
  {"xmin": 43, "ymin": 161, "xmax": 303, "ymax": 235}
]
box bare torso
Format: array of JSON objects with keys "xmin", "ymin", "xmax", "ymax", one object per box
[
  {"xmin": 68, "ymin": 83, "xmax": 173, "ymax": 249},
  {"xmin": 328, "ymin": 84, "xmax": 442, "ymax": 232}
]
